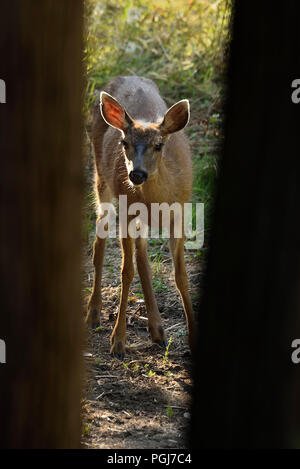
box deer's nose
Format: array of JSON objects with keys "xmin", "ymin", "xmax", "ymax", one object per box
[{"xmin": 129, "ymin": 169, "xmax": 148, "ymax": 185}]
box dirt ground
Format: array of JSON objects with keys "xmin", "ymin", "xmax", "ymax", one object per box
[{"xmin": 81, "ymin": 237, "xmax": 202, "ymax": 449}]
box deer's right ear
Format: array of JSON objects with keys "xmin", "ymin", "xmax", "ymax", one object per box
[{"xmin": 100, "ymin": 92, "xmax": 133, "ymax": 134}]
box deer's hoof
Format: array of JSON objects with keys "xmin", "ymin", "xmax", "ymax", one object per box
[
  {"xmin": 154, "ymin": 339, "xmax": 167, "ymax": 349},
  {"xmin": 149, "ymin": 324, "xmax": 166, "ymax": 347},
  {"xmin": 86, "ymin": 306, "xmax": 101, "ymax": 329},
  {"xmin": 110, "ymin": 338, "xmax": 126, "ymax": 360},
  {"xmin": 114, "ymin": 352, "xmax": 125, "ymax": 361}
]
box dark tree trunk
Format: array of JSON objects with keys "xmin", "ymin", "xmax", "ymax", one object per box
[
  {"xmin": 191, "ymin": 0, "xmax": 300, "ymax": 449},
  {"xmin": 0, "ymin": 1, "xmax": 83, "ymax": 448}
]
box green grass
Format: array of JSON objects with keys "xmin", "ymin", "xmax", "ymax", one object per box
[
  {"xmin": 166, "ymin": 401, "xmax": 173, "ymax": 419},
  {"xmin": 193, "ymin": 151, "xmax": 218, "ymax": 226},
  {"xmin": 153, "ymin": 278, "xmax": 168, "ymax": 292},
  {"xmin": 83, "ymin": 0, "xmax": 231, "ymax": 251},
  {"xmin": 82, "ymin": 422, "xmax": 92, "ymax": 436},
  {"xmin": 151, "ymin": 252, "xmax": 164, "ymax": 274},
  {"xmin": 163, "ymin": 336, "xmax": 172, "ymax": 364},
  {"xmin": 84, "ymin": 0, "xmax": 231, "ymax": 105}
]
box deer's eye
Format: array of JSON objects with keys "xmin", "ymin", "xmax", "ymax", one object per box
[
  {"xmin": 121, "ymin": 139, "xmax": 129, "ymax": 150},
  {"xmin": 154, "ymin": 143, "xmax": 163, "ymax": 152}
]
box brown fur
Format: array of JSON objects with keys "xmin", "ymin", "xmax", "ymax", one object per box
[{"xmin": 86, "ymin": 75, "xmax": 195, "ymax": 358}]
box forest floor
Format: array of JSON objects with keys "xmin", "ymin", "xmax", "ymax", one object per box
[{"xmin": 80, "ymin": 101, "xmax": 220, "ymax": 449}]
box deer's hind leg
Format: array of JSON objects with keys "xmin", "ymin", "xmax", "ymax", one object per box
[
  {"xmin": 169, "ymin": 235, "xmax": 196, "ymax": 352},
  {"xmin": 86, "ymin": 184, "xmax": 112, "ymax": 329}
]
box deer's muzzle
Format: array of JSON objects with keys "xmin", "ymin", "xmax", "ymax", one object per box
[{"xmin": 129, "ymin": 169, "xmax": 148, "ymax": 185}]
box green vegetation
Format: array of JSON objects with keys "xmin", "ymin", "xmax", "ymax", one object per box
[
  {"xmin": 82, "ymin": 422, "xmax": 93, "ymax": 436},
  {"xmin": 163, "ymin": 336, "xmax": 172, "ymax": 364},
  {"xmin": 166, "ymin": 401, "xmax": 173, "ymax": 419},
  {"xmin": 151, "ymin": 252, "xmax": 164, "ymax": 274},
  {"xmin": 84, "ymin": 0, "xmax": 230, "ymax": 105},
  {"xmin": 95, "ymin": 357, "xmax": 103, "ymax": 365},
  {"xmin": 152, "ymin": 278, "xmax": 168, "ymax": 292},
  {"xmin": 84, "ymin": 0, "xmax": 231, "ymax": 251}
]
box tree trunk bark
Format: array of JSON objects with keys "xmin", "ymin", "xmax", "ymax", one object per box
[
  {"xmin": 0, "ymin": 0, "xmax": 83, "ymax": 448},
  {"xmin": 191, "ymin": 0, "xmax": 300, "ymax": 449}
]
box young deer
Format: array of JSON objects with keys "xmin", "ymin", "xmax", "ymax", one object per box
[{"xmin": 86, "ymin": 76, "xmax": 195, "ymax": 359}]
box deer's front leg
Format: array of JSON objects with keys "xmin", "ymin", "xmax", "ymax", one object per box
[
  {"xmin": 135, "ymin": 237, "xmax": 166, "ymax": 347},
  {"xmin": 170, "ymin": 236, "xmax": 196, "ymax": 352},
  {"xmin": 86, "ymin": 234, "xmax": 106, "ymax": 329},
  {"xmin": 110, "ymin": 236, "xmax": 134, "ymax": 359}
]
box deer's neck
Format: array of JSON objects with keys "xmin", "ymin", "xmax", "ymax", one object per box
[{"xmin": 139, "ymin": 159, "xmax": 171, "ymax": 204}]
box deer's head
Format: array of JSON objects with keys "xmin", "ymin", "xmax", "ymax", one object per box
[{"xmin": 100, "ymin": 91, "xmax": 190, "ymax": 186}]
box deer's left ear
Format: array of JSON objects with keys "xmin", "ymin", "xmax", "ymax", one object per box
[{"xmin": 160, "ymin": 99, "xmax": 190, "ymax": 135}]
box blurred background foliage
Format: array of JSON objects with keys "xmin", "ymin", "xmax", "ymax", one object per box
[
  {"xmin": 83, "ymin": 0, "xmax": 232, "ymax": 250},
  {"xmin": 84, "ymin": 0, "xmax": 231, "ymax": 108}
]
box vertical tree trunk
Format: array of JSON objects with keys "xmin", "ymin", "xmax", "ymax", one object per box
[
  {"xmin": 191, "ymin": 0, "xmax": 300, "ymax": 448},
  {"xmin": 0, "ymin": 0, "xmax": 83, "ymax": 448}
]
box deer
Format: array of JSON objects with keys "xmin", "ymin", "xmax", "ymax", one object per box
[{"xmin": 86, "ymin": 75, "xmax": 195, "ymax": 359}]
